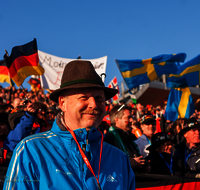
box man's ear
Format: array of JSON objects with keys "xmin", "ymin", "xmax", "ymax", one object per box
[
  {"xmin": 140, "ymin": 124, "xmax": 144, "ymax": 131},
  {"xmin": 59, "ymin": 96, "xmax": 67, "ymax": 112},
  {"xmin": 114, "ymin": 117, "xmax": 119, "ymax": 125}
]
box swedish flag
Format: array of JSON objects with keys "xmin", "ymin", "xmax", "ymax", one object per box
[
  {"xmin": 167, "ymin": 54, "xmax": 200, "ymax": 88},
  {"xmin": 115, "ymin": 53, "xmax": 186, "ymax": 89},
  {"xmin": 164, "ymin": 87, "xmax": 195, "ymax": 121}
]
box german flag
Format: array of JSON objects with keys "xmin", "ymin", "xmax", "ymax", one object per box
[
  {"xmin": 28, "ymin": 78, "xmax": 41, "ymax": 92},
  {"xmin": 0, "ymin": 59, "xmax": 10, "ymax": 84},
  {"xmin": 4, "ymin": 39, "xmax": 44, "ymax": 87}
]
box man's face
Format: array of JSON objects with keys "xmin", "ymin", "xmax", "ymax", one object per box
[
  {"xmin": 159, "ymin": 141, "xmax": 173, "ymax": 154},
  {"xmin": 59, "ymin": 88, "xmax": 105, "ymax": 130},
  {"xmin": 14, "ymin": 93, "xmax": 19, "ymax": 98},
  {"xmin": 13, "ymin": 98, "xmax": 21, "ymax": 108},
  {"xmin": 136, "ymin": 104, "xmax": 142, "ymax": 111},
  {"xmin": 37, "ymin": 109, "xmax": 45, "ymax": 120},
  {"xmin": 184, "ymin": 127, "xmax": 200, "ymax": 148},
  {"xmin": 46, "ymin": 112, "xmax": 55, "ymax": 121},
  {"xmin": 141, "ymin": 120, "xmax": 156, "ymax": 138},
  {"xmin": 115, "ymin": 109, "xmax": 132, "ymax": 132}
]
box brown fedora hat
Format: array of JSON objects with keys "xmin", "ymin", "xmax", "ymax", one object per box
[{"xmin": 50, "ymin": 60, "xmax": 118, "ymax": 102}]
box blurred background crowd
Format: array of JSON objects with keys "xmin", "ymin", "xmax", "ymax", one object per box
[{"xmin": 1, "ymin": 85, "xmax": 200, "ymax": 189}]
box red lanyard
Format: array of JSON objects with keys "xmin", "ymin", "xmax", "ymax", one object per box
[{"xmin": 67, "ymin": 126, "xmax": 103, "ymax": 190}]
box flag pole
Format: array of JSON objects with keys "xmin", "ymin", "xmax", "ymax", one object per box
[
  {"xmin": 42, "ymin": 87, "xmax": 47, "ymax": 103},
  {"xmin": 4, "ymin": 50, "xmax": 13, "ymax": 102},
  {"xmin": 36, "ymin": 76, "xmax": 46, "ymax": 103},
  {"xmin": 5, "ymin": 50, "xmax": 9, "ymax": 57},
  {"xmin": 21, "ymin": 84, "xmax": 25, "ymax": 90},
  {"xmin": 4, "ymin": 50, "xmax": 12, "ymax": 85}
]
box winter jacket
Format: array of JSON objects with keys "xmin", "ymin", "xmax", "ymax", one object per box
[
  {"xmin": 1, "ymin": 112, "xmax": 36, "ymax": 189},
  {"xmin": 104, "ymin": 127, "xmax": 144, "ymax": 172},
  {"xmin": 3, "ymin": 112, "xmax": 36, "ymax": 152},
  {"xmin": 135, "ymin": 134, "xmax": 150, "ymax": 158},
  {"xmin": 146, "ymin": 151, "xmax": 173, "ymax": 175},
  {"xmin": 4, "ymin": 113, "xmax": 135, "ymax": 190},
  {"xmin": 173, "ymin": 140, "xmax": 200, "ymax": 177}
]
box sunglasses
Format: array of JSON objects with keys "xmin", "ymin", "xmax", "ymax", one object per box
[{"xmin": 144, "ymin": 121, "xmax": 156, "ymax": 125}]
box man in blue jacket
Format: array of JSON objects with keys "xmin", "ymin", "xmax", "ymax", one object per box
[{"xmin": 4, "ymin": 60, "xmax": 135, "ymax": 190}]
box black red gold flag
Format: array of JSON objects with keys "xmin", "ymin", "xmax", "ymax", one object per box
[
  {"xmin": 0, "ymin": 59, "xmax": 10, "ymax": 84},
  {"xmin": 28, "ymin": 78, "xmax": 41, "ymax": 92},
  {"xmin": 4, "ymin": 39, "xmax": 44, "ymax": 86}
]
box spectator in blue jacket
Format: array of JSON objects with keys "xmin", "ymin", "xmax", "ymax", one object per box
[
  {"xmin": 0, "ymin": 103, "xmax": 36, "ymax": 189},
  {"xmin": 3, "ymin": 103, "xmax": 37, "ymax": 151},
  {"xmin": 4, "ymin": 60, "xmax": 135, "ymax": 190},
  {"xmin": 0, "ymin": 102, "xmax": 37, "ymax": 153}
]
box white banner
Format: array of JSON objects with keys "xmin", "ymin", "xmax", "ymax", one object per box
[{"xmin": 38, "ymin": 50, "xmax": 107, "ymax": 90}]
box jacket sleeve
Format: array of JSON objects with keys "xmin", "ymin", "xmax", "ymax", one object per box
[
  {"xmin": 3, "ymin": 112, "xmax": 36, "ymax": 151},
  {"xmin": 134, "ymin": 138, "xmax": 144, "ymax": 157},
  {"xmin": 173, "ymin": 153, "xmax": 198, "ymax": 178},
  {"xmin": 3, "ymin": 141, "xmax": 39, "ymax": 190},
  {"xmin": 129, "ymin": 157, "xmax": 139, "ymax": 170},
  {"xmin": 127, "ymin": 156, "xmax": 135, "ymax": 190},
  {"xmin": 172, "ymin": 149, "xmax": 196, "ymax": 177}
]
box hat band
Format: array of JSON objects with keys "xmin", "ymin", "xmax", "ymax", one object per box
[{"xmin": 60, "ymin": 79, "xmax": 105, "ymax": 88}]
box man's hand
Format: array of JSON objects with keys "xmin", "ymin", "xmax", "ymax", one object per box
[
  {"xmin": 195, "ymin": 173, "xmax": 200, "ymax": 178},
  {"xmin": 133, "ymin": 156, "xmax": 145, "ymax": 167},
  {"xmin": 27, "ymin": 103, "xmax": 37, "ymax": 113},
  {"xmin": 146, "ymin": 160, "xmax": 151, "ymax": 173}
]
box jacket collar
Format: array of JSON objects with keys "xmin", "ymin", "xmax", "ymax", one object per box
[
  {"xmin": 51, "ymin": 112, "xmax": 102, "ymax": 143},
  {"xmin": 140, "ymin": 134, "xmax": 148, "ymax": 140},
  {"xmin": 113, "ymin": 126, "xmax": 136, "ymax": 140}
]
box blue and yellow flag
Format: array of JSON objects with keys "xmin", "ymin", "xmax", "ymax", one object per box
[
  {"xmin": 115, "ymin": 53, "xmax": 186, "ymax": 89},
  {"xmin": 164, "ymin": 87, "xmax": 195, "ymax": 121},
  {"xmin": 166, "ymin": 54, "xmax": 200, "ymax": 88}
]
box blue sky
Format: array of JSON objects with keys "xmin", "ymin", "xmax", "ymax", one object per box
[{"xmin": 1, "ymin": 0, "xmax": 200, "ymax": 91}]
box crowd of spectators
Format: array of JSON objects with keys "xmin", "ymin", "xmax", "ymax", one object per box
[
  {"xmin": 0, "ymin": 84, "xmax": 200, "ymax": 188},
  {"xmin": 103, "ymin": 101, "xmax": 200, "ymax": 178},
  {"xmin": 0, "ymin": 85, "xmax": 58, "ymax": 188}
]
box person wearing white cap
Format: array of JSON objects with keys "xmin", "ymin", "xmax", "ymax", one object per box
[{"xmin": 135, "ymin": 115, "xmax": 156, "ymax": 158}]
